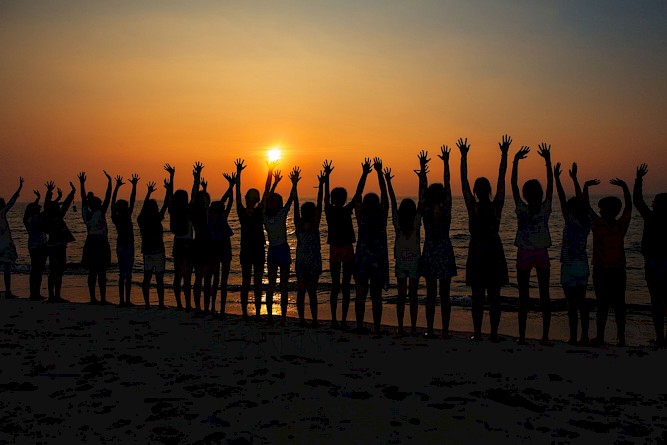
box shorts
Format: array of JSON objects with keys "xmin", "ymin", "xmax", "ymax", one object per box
[
  {"xmin": 395, "ymin": 259, "xmax": 419, "ymax": 279},
  {"xmin": 240, "ymin": 244, "xmax": 265, "ymax": 269},
  {"xmin": 329, "ymin": 244, "xmax": 354, "ymax": 263},
  {"xmin": 516, "ymin": 247, "xmax": 550, "ymax": 271},
  {"xmin": 117, "ymin": 246, "xmax": 135, "ymax": 278},
  {"xmin": 267, "ymin": 243, "xmax": 291, "ymax": 270},
  {"xmin": 143, "ymin": 253, "xmax": 166, "ymax": 273},
  {"xmin": 560, "ymin": 261, "xmax": 589, "ymax": 287}
]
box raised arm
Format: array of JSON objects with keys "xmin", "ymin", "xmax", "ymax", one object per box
[
  {"xmin": 611, "ymin": 177, "xmax": 632, "ymax": 221},
  {"xmin": 191, "ymin": 162, "xmax": 203, "ymax": 204},
  {"xmin": 44, "ymin": 181, "xmax": 55, "ymax": 207},
  {"xmin": 61, "ymin": 182, "xmax": 76, "ymax": 215},
  {"xmin": 384, "ymin": 167, "xmax": 398, "ymax": 218},
  {"xmin": 221, "ymin": 172, "xmax": 236, "ymax": 218},
  {"xmin": 77, "ymin": 171, "xmax": 87, "ymax": 211},
  {"xmin": 315, "ymin": 170, "xmax": 325, "ymax": 224},
  {"xmin": 270, "ymin": 169, "xmax": 282, "ymax": 195},
  {"xmin": 129, "ymin": 174, "xmax": 139, "ymax": 215},
  {"xmin": 511, "ymin": 146, "xmax": 530, "ymax": 205},
  {"xmin": 291, "ymin": 168, "xmax": 301, "ymax": 226},
  {"xmin": 101, "ymin": 170, "xmax": 112, "ymax": 213},
  {"xmin": 568, "ymin": 163, "xmax": 582, "ymax": 198},
  {"xmin": 284, "ymin": 167, "xmax": 299, "ymax": 211},
  {"xmin": 495, "ymin": 135, "xmax": 511, "ymax": 207},
  {"xmin": 4, "ymin": 177, "xmax": 23, "ymax": 212},
  {"xmin": 261, "ymin": 161, "xmax": 278, "ymax": 212},
  {"xmin": 416, "ymin": 150, "xmax": 430, "ymax": 211},
  {"xmin": 554, "ymin": 163, "xmax": 568, "ymax": 217},
  {"xmin": 111, "ymin": 175, "xmax": 124, "ymax": 212},
  {"xmin": 457, "ymin": 138, "xmax": 474, "ymax": 210},
  {"xmin": 633, "ymin": 164, "xmax": 651, "ymax": 219},
  {"xmin": 352, "ymin": 158, "xmax": 373, "ymax": 207},
  {"xmin": 234, "ymin": 159, "xmax": 246, "ymax": 213},
  {"xmin": 322, "ymin": 160, "xmax": 333, "ymax": 206},
  {"xmin": 538, "ymin": 143, "xmax": 553, "ymax": 203},
  {"xmin": 32, "ymin": 189, "xmax": 40, "ymax": 206},
  {"xmin": 160, "ymin": 178, "xmax": 171, "ymax": 218},
  {"xmin": 373, "ymin": 157, "xmax": 389, "ymax": 214},
  {"xmin": 583, "ymin": 179, "xmax": 600, "ymax": 218},
  {"xmin": 142, "ymin": 182, "xmax": 156, "ymax": 213},
  {"xmin": 439, "ymin": 145, "xmax": 452, "ymax": 211}
]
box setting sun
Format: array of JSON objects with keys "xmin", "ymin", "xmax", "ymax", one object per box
[{"xmin": 267, "ymin": 147, "xmax": 281, "ymax": 163}]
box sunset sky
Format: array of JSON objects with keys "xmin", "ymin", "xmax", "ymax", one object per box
[{"xmin": 1, "ymin": 1, "xmax": 666, "ymax": 199}]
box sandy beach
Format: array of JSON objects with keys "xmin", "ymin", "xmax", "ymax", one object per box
[{"xmin": 1, "ymin": 295, "xmax": 665, "ymax": 444}]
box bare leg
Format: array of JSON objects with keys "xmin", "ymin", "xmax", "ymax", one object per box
[
  {"xmin": 341, "ymin": 260, "xmax": 353, "ymax": 325},
  {"xmin": 408, "ymin": 276, "xmax": 419, "ymax": 335},
  {"xmin": 537, "ymin": 267, "xmax": 551, "ymax": 344},
  {"xmin": 440, "ymin": 278, "xmax": 452, "ymax": 338},
  {"xmin": 142, "ymin": 271, "xmax": 152, "ymax": 308},
  {"xmin": 279, "ymin": 264, "xmax": 290, "ymax": 324},
  {"xmin": 218, "ymin": 260, "xmax": 231, "ymax": 319},
  {"xmin": 396, "ymin": 277, "xmax": 408, "ymax": 334},
  {"xmin": 355, "ymin": 281, "xmax": 369, "ymax": 332},
  {"xmin": 330, "ymin": 259, "xmax": 341, "ymax": 327},
  {"xmin": 308, "ymin": 279, "xmax": 319, "ymax": 326},
  {"xmin": 425, "ymin": 278, "xmax": 436, "ymax": 336},
  {"xmin": 370, "ymin": 281, "xmax": 383, "ymax": 334},
  {"xmin": 517, "ymin": 268, "xmax": 531, "ymax": 344},
  {"xmin": 156, "ymin": 272, "xmax": 165, "ymax": 308}
]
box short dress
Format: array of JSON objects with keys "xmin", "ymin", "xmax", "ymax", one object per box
[
  {"xmin": 466, "ymin": 202, "xmax": 509, "ymax": 288},
  {"xmin": 82, "ymin": 208, "xmax": 111, "ymax": 269},
  {"xmin": 354, "ymin": 211, "xmax": 389, "ymax": 289},
  {"xmin": 296, "ymin": 229, "xmax": 322, "ymax": 280},
  {"xmin": 419, "ymin": 206, "xmax": 457, "ymax": 280}
]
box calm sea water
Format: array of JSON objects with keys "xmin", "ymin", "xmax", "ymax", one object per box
[{"xmin": 4, "ymin": 196, "xmax": 651, "ymax": 309}]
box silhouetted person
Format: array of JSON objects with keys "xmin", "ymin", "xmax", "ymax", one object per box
[
  {"xmin": 78, "ymin": 171, "xmax": 113, "ymax": 304},
  {"xmin": 169, "ymin": 163, "xmax": 200, "ymax": 310},
  {"xmin": 42, "ymin": 182, "xmax": 76, "ymax": 302},
  {"xmin": 511, "ymin": 143, "xmax": 554, "ymax": 345},
  {"xmin": 554, "ymin": 162, "xmax": 596, "ymax": 345},
  {"xmin": 0, "ymin": 177, "xmax": 23, "ymax": 298},
  {"xmin": 354, "ymin": 157, "xmax": 389, "ymax": 335},
  {"xmin": 385, "ymin": 167, "xmax": 420, "ymax": 336},
  {"xmin": 192, "ymin": 176, "xmax": 214, "ymax": 316},
  {"xmin": 138, "ymin": 172, "xmax": 172, "ymax": 309},
  {"xmin": 294, "ymin": 167, "xmax": 325, "ymax": 327},
  {"xmin": 111, "ymin": 174, "xmax": 139, "ymax": 306},
  {"xmin": 417, "ymin": 148, "xmax": 457, "ymax": 338},
  {"xmin": 209, "ymin": 172, "xmax": 235, "ymax": 319},
  {"xmin": 633, "ymin": 164, "xmax": 667, "ymax": 346},
  {"xmin": 588, "ymin": 177, "xmax": 632, "ymax": 347},
  {"xmin": 235, "ymin": 159, "xmax": 267, "ymax": 321},
  {"xmin": 459, "ymin": 136, "xmax": 510, "ymax": 342},
  {"xmin": 24, "ymin": 183, "xmax": 48, "ymax": 300},
  {"xmin": 324, "ymin": 160, "xmax": 367, "ymax": 330},
  {"xmin": 263, "ymin": 163, "xmax": 297, "ymax": 325}
]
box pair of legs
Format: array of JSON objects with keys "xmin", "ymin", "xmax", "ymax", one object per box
[
  {"xmin": 646, "ymin": 260, "xmax": 667, "ymax": 345},
  {"xmin": 117, "ymin": 247, "xmax": 134, "ymax": 306},
  {"xmin": 517, "ymin": 266, "xmax": 551, "ymax": 344},
  {"xmin": 563, "ymin": 286, "xmax": 589, "ymax": 345},
  {"xmin": 355, "ymin": 277, "xmax": 383, "ymax": 334},
  {"xmin": 297, "ymin": 276, "xmax": 319, "ymax": 326},
  {"xmin": 396, "ymin": 276, "xmax": 419, "ymax": 335},
  {"xmin": 470, "ymin": 285, "xmax": 502, "ymax": 341},
  {"xmin": 28, "ymin": 247, "xmax": 48, "ymax": 300},
  {"xmin": 142, "ymin": 253, "xmax": 165, "ymax": 308},
  {"xmin": 593, "ymin": 267, "xmax": 627, "ymax": 346},
  {"xmin": 173, "ymin": 255, "xmax": 193, "ymax": 310},
  {"xmin": 241, "ymin": 258, "xmax": 263, "ymax": 320},
  {"xmin": 47, "ymin": 246, "xmax": 67, "ymax": 302},
  {"xmin": 212, "ymin": 259, "xmax": 231, "ymax": 318},
  {"xmin": 424, "ymin": 277, "xmax": 450, "ymax": 338},
  {"xmin": 267, "ymin": 262, "xmax": 290, "ymax": 324},
  {"xmin": 87, "ymin": 263, "xmax": 107, "ymax": 304},
  {"xmin": 1, "ymin": 262, "xmax": 13, "ymax": 298},
  {"xmin": 329, "ymin": 256, "xmax": 353, "ymax": 328}
]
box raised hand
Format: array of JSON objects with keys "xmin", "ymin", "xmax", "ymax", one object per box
[
  {"xmin": 499, "ymin": 134, "xmax": 512, "ymax": 153},
  {"xmin": 164, "ymin": 163, "xmax": 175, "ymax": 175},
  {"xmin": 636, "ymin": 163, "xmax": 648, "ymax": 179},
  {"xmin": 417, "ymin": 150, "xmax": 430, "ymax": 168},
  {"xmin": 200, "ymin": 178, "xmax": 208, "ymax": 191},
  {"xmin": 77, "ymin": 172, "xmax": 86, "ymax": 183},
  {"xmin": 33, "ymin": 190, "xmax": 40, "ymax": 199},
  {"xmin": 115, "ymin": 175, "xmax": 125, "ymax": 187},
  {"xmin": 438, "ymin": 145, "xmax": 450, "ymax": 161},
  {"xmin": 514, "ymin": 146, "xmax": 530, "ymax": 161},
  {"xmin": 223, "ymin": 172, "xmax": 236, "ymax": 185},
  {"xmin": 163, "ymin": 178, "xmax": 171, "ymax": 189},
  {"xmin": 383, "ymin": 167, "xmax": 394, "ymax": 181},
  {"xmin": 610, "ymin": 178, "xmax": 627, "ymax": 188},
  {"xmin": 147, "ymin": 181, "xmax": 156, "ymax": 194},
  {"xmin": 569, "ymin": 162, "xmax": 578, "ymax": 179},
  {"xmin": 361, "ymin": 158, "xmax": 373, "ymax": 174},
  {"xmin": 373, "ymin": 157, "xmax": 383, "ymax": 172},
  {"xmin": 130, "ymin": 174, "xmax": 140, "ymax": 185},
  {"xmin": 322, "ymin": 160, "xmax": 334, "ymax": 176},
  {"xmin": 193, "ymin": 162, "xmax": 204, "ymax": 176},
  {"xmin": 235, "ymin": 158, "xmax": 246, "ymax": 173},
  {"xmin": 289, "ymin": 167, "xmax": 301, "ymax": 184},
  {"xmin": 273, "ymin": 169, "xmax": 282, "ymax": 186},
  {"xmin": 584, "ymin": 179, "xmax": 600, "ymax": 188},
  {"xmin": 69, "ymin": 182, "xmax": 76, "ymax": 192},
  {"xmin": 317, "ymin": 170, "xmax": 327, "ymax": 184},
  {"xmin": 456, "ymin": 138, "xmax": 470, "ymax": 156},
  {"xmin": 45, "ymin": 181, "xmax": 55, "ymax": 192},
  {"xmin": 537, "ymin": 143, "xmax": 551, "ymax": 160},
  {"xmin": 56, "ymin": 188, "xmax": 63, "ymax": 200},
  {"xmin": 19, "ymin": 177, "xmax": 24, "ymax": 188},
  {"xmin": 266, "ymin": 160, "xmax": 279, "ymax": 171},
  {"xmin": 103, "ymin": 170, "xmax": 112, "ymax": 181},
  {"xmin": 554, "ymin": 162, "xmax": 562, "ymax": 178}
]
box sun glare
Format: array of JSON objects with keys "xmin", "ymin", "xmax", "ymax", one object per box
[{"xmin": 267, "ymin": 147, "xmax": 281, "ymax": 162}]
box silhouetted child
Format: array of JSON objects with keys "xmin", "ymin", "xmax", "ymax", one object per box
[
  {"xmin": 634, "ymin": 164, "xmax": 667, "ymax": 346},
  {"xmin": 78, "ymin": 171, "xmax": 113, "ymax": 304},
  {"xmin": 235, "ymin": 159, "xmax": 269, "ymax": 320},
  {"xmin": 24, "ymin": 183, "xmax": 48, "ymax": 300},
  {"xmin": 0, "ymin": 177, "xmax": 23, "ymax": 298},
  {"xmin": 417, "ymin": 148, "xmax": 458, "ymax": 338},
  {"xmin": 324, "ymin": 160, "xmax": 368, "ymax": 330},
  {"xmin": 588, "ymin": 177, "xmax": 632, "ymax": 346},
  {"xmin": 111, "ymin": 174, "xmax": 139, "ymax": 306},
  {"xmin": 192, "ymin": 177, "xmax": 213, "ymax": 316},
  {"xmin": 168, "ymin": 163, "xmax": 201, "ymax": 310},
  {"xmin": 294, "ymin": 168, "xmax": 325, "ymax": 327},
  {"xmin": 263, "ymin": 164, "xmax": 297, "ymax": 325},
  {"xmin": 554, "ymin": 162, "xmax": 596, "ymax": 345},
  {"xmin": 209, "ymin": 173, "xmax": 235, "ymax": 319},
  {"xmin": 384, "ymin": 167, "xmax": 420, "ymax": 336},
  {"xmin": 354, "ymin": 157, "xmax": 389, "ymax": 335},
  {"xmin": 459, "ymin": 136, "xmax": 510, "ymax": 342},
  {"xmin": 138, "ymin": 173, "xmax": 172, "ymax": 309},
  {"xmin": 511, "ymin": 143, "xmax": 554, "ymax": 345},
  {"xmin": 42, "ymin": 182, "xmax": 76, "ymax": 302}
]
